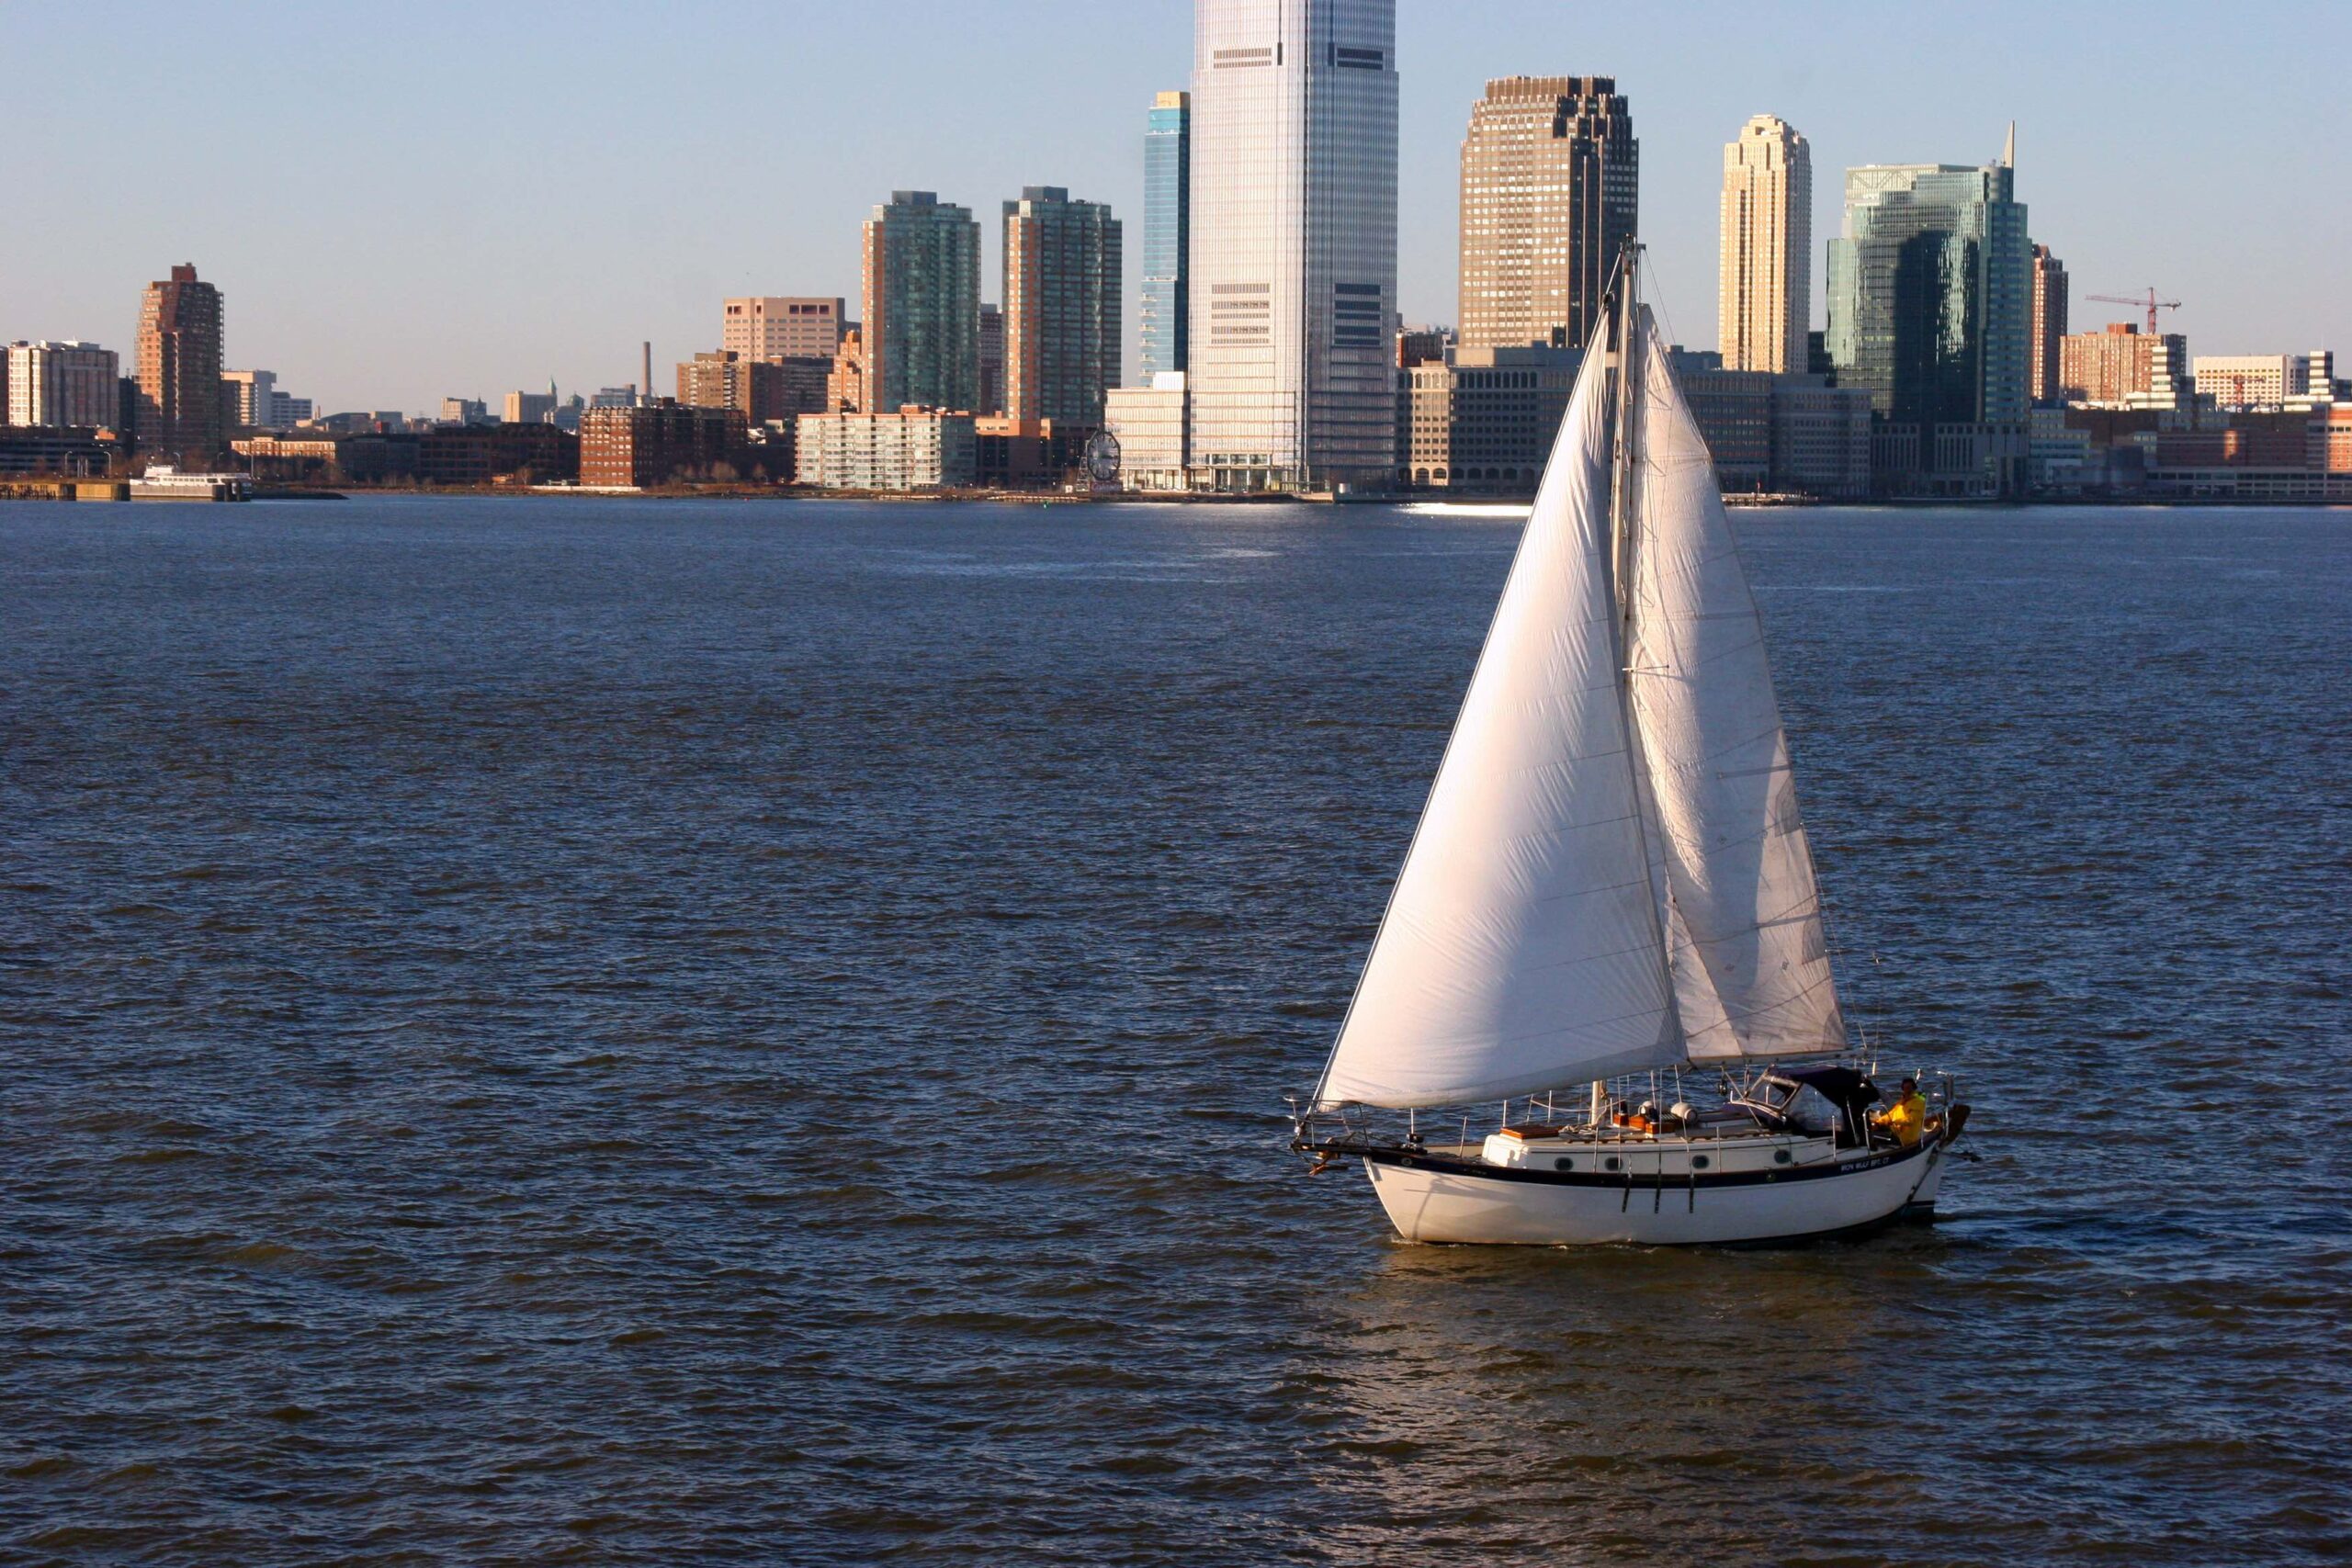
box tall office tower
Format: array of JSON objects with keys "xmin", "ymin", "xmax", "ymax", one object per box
[
  {"xmin": 2028, "ymin": 243, "xmax": 2068, "ymax": 403},
  {"xmin": 1826, "ymin": 159, "xmax": 2030, "ymax": 425},
  {"xmin": 1003, "ymin": 186, "xmax": 1122, "ymax": 426},
  {"xmin": 861, "ymin": 191, "xmax": 982, "ymax": 412},
  {"xmin": 9, "ymin": 341, "xmax": 122, "ymax": 427},
  {"xmin": 1140, "ymin": 90, "xmax": 1192, "ymax": 379},
  {"xmin": 1718, "ymin": 115, "xmax": 1810, "ymax": 373},
  {"xmin": 978, "ymin": 305, "xmax": 1004, "ymax": 415},
  {"xmin": 1188, "ymin": 0, "xmax": 1396, "ymax": 491},
  {"xmin": 1458, "ymin": 76, "xmax": 1636, "ymax": 354},
  {"xmin": 135, "ymin": 264, "xmax": 225, "ymax": 458},
  {"xmin": 722, "ymin": 297, "xmax": 845, "ymax": 361}
]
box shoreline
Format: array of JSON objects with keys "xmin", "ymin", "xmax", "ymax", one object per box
[
  {"xmin": 6, "ymin": 481, "xmax": 2345, "ymax": 512},
  {"xmin": 254, "ymin": 486, "xmax": 2352, "ymax": 510}
]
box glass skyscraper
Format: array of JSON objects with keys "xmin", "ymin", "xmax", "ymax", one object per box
[
  {"xmin": 1140, "ymin": 91, "xmax": 1190, "ymax": 381},
  {"xmin": 1187, "ymin": 0, "xmax": 1396, "ymax": 492},
  {"xmin": 1002, "ymin": 186, "xmax": 1122, "ymax": 426},
  {"xmin": 1826, "ymin": 161, "xmax": 2030, "ymax": 428},
  {"xmin": 861, "ymin": 191, "xmax": 982, "ymax": 414}
]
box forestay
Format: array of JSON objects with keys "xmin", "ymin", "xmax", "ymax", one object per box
[
  {"xmin": 1315, "ymin": 349, "xmax": 1682, "ymax": 1110},
  {"xmin": 1623, "ymin": 319, "xmax": 1847, "ymax": 1059}
]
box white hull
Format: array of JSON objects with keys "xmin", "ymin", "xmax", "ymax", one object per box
[{"xmin": 1362, "ymin": 1140, "xmax": 1947, "ymax": 1247}]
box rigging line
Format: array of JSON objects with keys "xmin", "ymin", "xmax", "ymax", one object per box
[{"xmin": 1639, "ymin": 251, "xmax": 1685, "ymax": 371}]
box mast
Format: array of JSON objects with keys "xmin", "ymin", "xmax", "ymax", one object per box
[
  {"xmin": 1606, "ymin": 244, "xmax": 1642, "ymax": 649},
  {"xmin": 1603, "ymin": 243, "xmax": 1687, "ymax": 1065}
]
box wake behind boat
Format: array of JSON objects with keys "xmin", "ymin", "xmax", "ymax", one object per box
[{"xmin": 1292, "ymin": 248, "xmax": 1969, "ymax": 1246}]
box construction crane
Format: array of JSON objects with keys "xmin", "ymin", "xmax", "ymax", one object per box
[{"xmin": 2088, "ymin": 288, "xmax": 2183, "ymax": 335}]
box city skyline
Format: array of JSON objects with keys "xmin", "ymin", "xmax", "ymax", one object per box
[{"xmin": 3, "ymin": 1, "xmax": 2340, "ymax": 412}]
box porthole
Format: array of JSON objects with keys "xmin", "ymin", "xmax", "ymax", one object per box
[
  {"xmin": 1773, "ymin": 1148, "xmax": 1793, "ymax": 1166},
  {"xmin": 1603, "ymin": 1156, "xmax": 1622, "ymax": 1172},
  {"xmin": 1554, "ymin": 1156, "xmax": 1573, "ymax": 1171},
  {"xmin": 1691, "ymin": 1155, "xmax": 1711, "ymax": 1170}
]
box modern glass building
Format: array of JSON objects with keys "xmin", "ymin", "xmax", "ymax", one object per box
[
  {"xmin": 1002, "ymin": 186, "xmax": 1122, "ymax": 426},
  {"xmin": 1187, "ymin": 0, "xmax": 1396, "ymax": 492},
  {"xmin": 860, "ymin": 191, "xmax": 982, "ymax": 414},
  {"xmin": 1140, "ymin": 91, "xmax": 1190, "ymax": 381},
  {"xmin": 1826, "ymin": 161, "xmax": 2030, "ymax": 428}
]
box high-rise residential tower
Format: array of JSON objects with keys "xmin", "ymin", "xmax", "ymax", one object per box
[
  {"xmin": 1826, "ymin": 160, "xmax": 2030, "ymax": 425},
  {"xmin": 723, "ymin": 298, "xmax": 845, "ymax": 362},
  {"xmin": 1003, "ymin": 186, "xmax": 1122, "ymax": 427},
  {"xmin": 861, "ymin": 192, "xmax": 982, "ymax": 412},
  {"xmin": 2028, "ymin": 243, "xmax": 2068, "ymax": 403},
  {"xmin": 1187, "ymin": 0, "xmax": 1396, "ymax": 492},
  {"xmin": 135, "ymin": 264, "xmax": 225, "ymax": 458},
  {"xmin": 1459, "ymin": 76, "xmax": 1636, "ymax": 354},
  {"xmin": 1140, "ymin": 91, "xmax": 1191, "ymax": 380},
  {"xmin": 1718, "ymin": 115, "xmax": 1810, "ymax": 373}
]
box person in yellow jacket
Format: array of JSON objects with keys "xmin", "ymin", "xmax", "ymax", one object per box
[{"xmin": 1871, "ymin": 1078, "xmax": 1928, "ymax": 1146}]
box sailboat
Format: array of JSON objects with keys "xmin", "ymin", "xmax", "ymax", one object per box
[{"xmin": 1293, "ymin": 251, "xmax": 1968, "ymax": 1246}]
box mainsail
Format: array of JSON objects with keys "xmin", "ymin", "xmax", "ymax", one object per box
[
  {"xmin": 1315, "ymin": 296, "xmax": 1845, "ymax": 1111},
  {"xmin": 1315, "ymin": 348, "xmax": 1681, "ymax": 1109},
  {"xmin": 1624, "ymin": 321, "xmax": 1847, "ymax": 1060}
]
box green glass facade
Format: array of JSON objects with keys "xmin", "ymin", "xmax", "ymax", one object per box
[
  {"xmin": 1826, "ymin": 164, "xmax": 2030, "ymax": 427},
  {"xmin": 1002, "ymin": 186, "xmax": 1122, "ymax": 426},
  {"xmin": 865, "ymin": 191, "xmax": 982, "ymax": 414}
]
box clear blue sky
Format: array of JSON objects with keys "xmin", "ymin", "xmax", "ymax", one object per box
[{"xmin": 6, "ymin": 1, "xmax": 2339, "ymax": 413}]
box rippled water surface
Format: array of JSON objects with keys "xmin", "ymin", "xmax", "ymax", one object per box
[{"xmin": 4, "ymin": 498, "xmax": 2347, "ymax": 1565}]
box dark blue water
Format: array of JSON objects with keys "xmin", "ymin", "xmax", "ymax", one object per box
[{"xmin": 4, "ymin": 498, "xmax": 2346, "ymax": 1565}]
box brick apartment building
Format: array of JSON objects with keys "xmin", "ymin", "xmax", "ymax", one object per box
[
  {"xmin": 415, "ymin": 422, "xmax": 580, "ymax": 485},
  {"xmin": 580, "ymin": 400, "xmax": 747, "ymax": 487}
]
